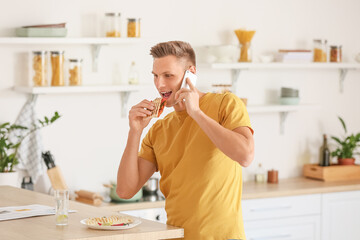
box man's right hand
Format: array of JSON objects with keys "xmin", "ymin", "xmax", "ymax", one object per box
[{"xmin": 129, "ymin": 100, "xmax": 154, "ymax": 131}]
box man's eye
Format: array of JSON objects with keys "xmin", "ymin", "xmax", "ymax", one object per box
[{"xmin": 165, "ymin": 74, "xmax": 172, "ymax": 78}]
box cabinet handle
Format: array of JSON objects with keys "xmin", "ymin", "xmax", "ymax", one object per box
[
  {"xmin": 250, "ymin": 234, "xmax": 291, "ymax": 240},
  {"xmin": 249, "ymin": 206, "xmax": 292, "ymax": 212},
  {"xmin": 155, "ymin": 215, "xmax": 160, "ymax": 221}
]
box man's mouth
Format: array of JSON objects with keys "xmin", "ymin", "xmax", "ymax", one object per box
[{"xmin": 160, "ymin": 91, "xmax": 172, "ymax": 100}]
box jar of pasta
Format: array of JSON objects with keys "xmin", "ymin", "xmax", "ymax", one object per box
[
  {"xmin": 313, "ymin": 39, "xmax": 327, "ymax": 62},
  {"xmin": 127, "ymin": 18, "xmax": 140, "ymax": 38},
  {"xmin": 50, "ymin": 51, "xmax": 65, "ymax": 86},
  {"xmin": 105, "ymin": 12, "xmax": 121, "ymax": 37},
  {"xmin": 32, "ymin": 51, "xmax": 48, "ymax": 87},
  {"xmin": 330, "ymin": 45, "xmax": 342, "ymax": 63},
  {"xmin": 68, "ymin": 59, "xmax": 83, "ymax": 86}
]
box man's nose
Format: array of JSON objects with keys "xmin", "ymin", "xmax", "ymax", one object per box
[{"xmin": 156, "ymin": 77, "xmax": 166, "ymax": 88}]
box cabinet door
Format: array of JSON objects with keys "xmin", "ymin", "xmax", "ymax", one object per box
[
  {"xmin": 120, "ymin": 207, "xmax": 167, "ymax": 224},
  {"xmin": 322, "ymin": 190, "xmax": 360, "ymax": 240},
  {"xmin": 245, "ymin": 215, "xmax": 321, "ymax": 240}
]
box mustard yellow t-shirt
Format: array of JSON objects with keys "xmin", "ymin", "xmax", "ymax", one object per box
[{"xmin": 139, "ymin": 92, "xmax": 253, "ymax": 240}]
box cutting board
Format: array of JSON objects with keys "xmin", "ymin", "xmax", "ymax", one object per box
[{"xmin": 303, "ymin": 163, "xmax": 360, "ymax": 181}]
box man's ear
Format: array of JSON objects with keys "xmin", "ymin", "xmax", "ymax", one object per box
[{"xmin": 189, "ymin": 65, "xmax": 196, "ymax": 74}]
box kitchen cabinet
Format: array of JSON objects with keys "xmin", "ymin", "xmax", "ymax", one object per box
[
  {"xmin": 120, "ymin": 207, "xmax": 168, "ymax": 224},
  {"xmin": 321, "ymin": 190, "xmax": 360, "ymax": 240},
  {"xmin": 242, "ymin": 194, "xmax": 321, "ymax": 240}
]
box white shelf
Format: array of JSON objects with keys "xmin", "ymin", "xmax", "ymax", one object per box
[
  {"xmin": 208, "ymin": 62, "xmax": 360, "ymax": 70},
  {"xmin": 247, "ymin": 104, "xmax": 319, "ymax": 113},
  {"xmin": 13, "ymin": 85, "xmax": 146, "ymax": 94},
  {"xmin": 13, "ymin": 85, "xmax": 149, "ymax": 117},
  {"xmin": 0, "ymin": 37, "xmax": 142, "ymax": 45},
  {"xmin": 246, "ymin": 104, "xmax": 320, "ymax": 134}
]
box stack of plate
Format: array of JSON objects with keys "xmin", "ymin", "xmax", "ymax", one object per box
[
  {"xmin": 280, "ymin": 87, "xmax": 300, "ymax": 105},
  {"xmin": 15, "ymin": 23, "xmax": 67, "ymax": 37}
]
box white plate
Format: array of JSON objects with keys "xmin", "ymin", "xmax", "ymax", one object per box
[{"xmin": 80, "ymin": 218, "xmax": 141, "ymax": 230}]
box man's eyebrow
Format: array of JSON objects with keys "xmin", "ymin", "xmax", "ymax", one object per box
[{"xmin": 151, "ymin": 71, "xmax": 173, "ymax": 75}]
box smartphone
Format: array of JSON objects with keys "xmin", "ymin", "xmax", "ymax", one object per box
[{"xmin": 181, "ymin": 70, "xmax": 197, "ymax": 89}]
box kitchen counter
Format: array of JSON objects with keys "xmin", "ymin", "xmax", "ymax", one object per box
[
  {"xmin": 99, "ymin": 177, "xmax": 360, "ymax": 211},
  {"xmin": 0, "ymin": 186, "xmax": 183, "ymax": 240}
]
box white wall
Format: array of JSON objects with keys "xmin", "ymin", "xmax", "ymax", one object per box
[{"xmin": 1, "ymin": 0, "xmax": 360, "ymax": 193}]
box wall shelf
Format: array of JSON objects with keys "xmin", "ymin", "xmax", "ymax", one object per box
[
  {"xmin": 0, "ymin": 37, "xmax": 142, "ymax": 71},
  {"xmin": 203, "ymin": 62, "xmax": 360, "ymax": 93},
  {"xmin": 247, "ymin": 104, "xmax": 320, "ymax": 134},
  {"xmin": 13, "ymin": 85, "xmax": 148, "ymax": 117}
]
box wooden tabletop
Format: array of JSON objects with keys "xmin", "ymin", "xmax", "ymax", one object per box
[{"xmin": 0, "ymin": 186, "xmax": 183, "ymax": 240}]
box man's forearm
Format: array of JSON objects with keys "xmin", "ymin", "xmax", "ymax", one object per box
[
  {"xmin": 117, "ymin": 129, "xmax": 142, "ymax": 194},
  {"xmin": 192, "ymin": 110, "xmax": 254, "ymax": 166}
]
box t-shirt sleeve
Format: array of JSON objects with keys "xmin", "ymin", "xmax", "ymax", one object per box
[
  {"xmin": 218, "ymin": 93, "xmax": 254, "ymax": 134},
  {"xmin": 138, "ymin": 128, "xmax": 159, "ymax": 171}
]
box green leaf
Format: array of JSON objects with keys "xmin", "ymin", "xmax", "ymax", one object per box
[{"xmin": 338, "ymin": 116, "xmax": 347, "ymax": 133}]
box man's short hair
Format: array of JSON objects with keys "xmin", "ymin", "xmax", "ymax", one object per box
[{"xmin": 150, "ymin": 41, "xmax": 196, "ymax": 67}]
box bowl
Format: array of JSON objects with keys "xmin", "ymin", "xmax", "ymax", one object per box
[
  {"xmin": 109, "ymin": 184, "xmax": 143, "ymax": 202},
  {"xmin": 210, "ymin": 45, "xmax": 240, "ymax": 63},
  {"xmin": 280, "ymin": 97, "xmax": 300, "ymax": 105},
  {"xmin": 259, "ymin": 55, "xmax": 274, "ymax": 63}
]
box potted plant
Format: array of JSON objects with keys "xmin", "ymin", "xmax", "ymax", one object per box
[
  {"xmin": 0, "ymin": 112, "xmax": 60, "ymax": 185},
  {"xmin": 331, "ymin": 116, "xmax": 360, "ymax": 165}
]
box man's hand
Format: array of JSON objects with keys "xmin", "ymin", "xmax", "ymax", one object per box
[
  {"xmin": 129, "ymin": 100, "xmax": 154, "ymax": 132},
  {"xmin": 175, "ymin": 78, "xmax": 201, "ymax": 118}
]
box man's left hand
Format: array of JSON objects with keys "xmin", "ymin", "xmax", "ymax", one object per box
[{"xmin": 174, "ymin": 78, "xmax": 201, "ymax": 118}]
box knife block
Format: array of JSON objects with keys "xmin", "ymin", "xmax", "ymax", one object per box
[{"xmin": 47, "ymin": 166, "xmax": 68, "ymax": 190}]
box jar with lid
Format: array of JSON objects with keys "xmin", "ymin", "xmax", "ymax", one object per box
[
  {"xmin": 127, "ymin": 18, "xmax": 140, "ymax": 38},
  {"xmin": 105, "ymin": 12, "xmax": 121, "ymax": 37},
  {"xmin": 50, "ymin": 51, "xmax": 65, "ymax": 86},
  {"xmin": 313, "ymin": 39, "xmax": 327, "ymax": 62},
  {"xmin": 68, "ymin": 59, "xmax": 83, "ymax": 86},
  {"xmin": 31, "ymin": 51, "xmax": 48, "ymax": 87},
  {"xmin": 128, "ymin": 61, "xmax": 139, "ymax": 84},
  {"xmin": 330, "ymin": 45, "xmax": 342, "ymax": 63}
]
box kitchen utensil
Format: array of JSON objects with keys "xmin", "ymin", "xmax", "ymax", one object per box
[
  {"xmin": 42, "ymin": 151, "xmax": 68, "ymax": 190},
  {"xmin": 143, "ymin": 178, "xmax": 159, "ymax": 193}
]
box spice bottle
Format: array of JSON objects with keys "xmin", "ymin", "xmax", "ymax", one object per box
[
  {"xmin": 105, "ymin": 12, "xmax": 121, "ymax": 37},
  {"xmin": 255, "ymin": 163, "xmax": 266, "ymax": 183},
  {"xmin": 50, "ymin": 51, "xmax": 65, "ymax": 86},
  {"xmin": 320, "ymin": 134, "xmax": 330, "ymax": 166},
  {"xmin": 68, "ymin": 59, "xmax": 83, "ymax": 86},
  {"xmin": 330, "ymin": 45, "xmax": 342, "ymax": 63},
  {"xmin": 313, "ymin": 39, "xmax": 327, "ymax": 62},
  {"xmin": 128, "ymin": 61, "xmax": 139, "ymax": 85},
  {"xmin": 32, "ymin": 51, "xmax": 48, "ymax": 87},
  {"xmin": 127, "ymin": 18, "xmax": 141, "ymax": 38}
]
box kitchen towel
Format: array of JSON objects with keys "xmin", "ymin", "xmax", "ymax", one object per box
[{"xmin": 9, "ymin": 95, "xmax": 44, "ymax": 183}]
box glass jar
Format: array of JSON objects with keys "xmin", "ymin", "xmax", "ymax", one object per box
[
  {"xmin": 128, "ymin": 61, "xmax": 139, "ymax": 85},
  {"xmin": 50, "ymin": 51, "xmax": 65, "ymax": 86},
  {"xmin": 127, "ymin": 18, "xmax": 140, "ymax": 38},
  {"xmin": 330, "ymin": 45, "xmax": 342, "ymax": 63},
  {"xmin": 313, "ymin": 39, "xmax": 327, "ymax": 62},
  {"xmin": 239, "ymin": 42, "xmax": 252, "ymax": 62},
  {"xmin": 32, "ymin": 51, "xmax": 48, "ymax": 87},
  {"xmin": 68, "ymin": 59, "xmax": 83, "ymax": 86},
  {"xmin": 105, "ymin": 12, "xmax": 121, "ymax": 37}
]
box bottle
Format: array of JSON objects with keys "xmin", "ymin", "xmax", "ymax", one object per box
[
  {"xmin": 68, "ymin": 59, "xmax": 83, "ymax": 86},
  {"xmin": 31, "ymin": 51, "xmax": 48, "ymax": 87},
  {"xmin": 128, "ymin": 61, "xmax": 139, "ymax": 85},
  {"xmin": 127, "ymin": 18, "xmax": 141, "ymax": 38},
  {"xmin": 330, "ymin": 45, "xmax": 342, "ymax": 63},
  {"xmin": 320, "ymin": 134, "xmax": 331, "ymax": 166},
  {"xmin": 50, "ymin": 51, "xmax": 65, "ymax": 86},
  {"xmin": 255, "ymin": 163, "xmax": 266, "ymax": 183}
]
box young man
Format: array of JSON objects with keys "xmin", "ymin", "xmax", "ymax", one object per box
[{"xmin": 117, "ymin": 41, "xmax": 254, "ymax": 240}]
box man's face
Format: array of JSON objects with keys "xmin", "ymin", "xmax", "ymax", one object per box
[{"xmin": 152, "ymin": 55, "xmax": 187, "ymax": 107}]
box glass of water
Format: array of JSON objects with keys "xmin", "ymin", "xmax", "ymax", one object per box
[{"xmin": 54, "ymin": 189, "xmax": 69, "ymax": 226}]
